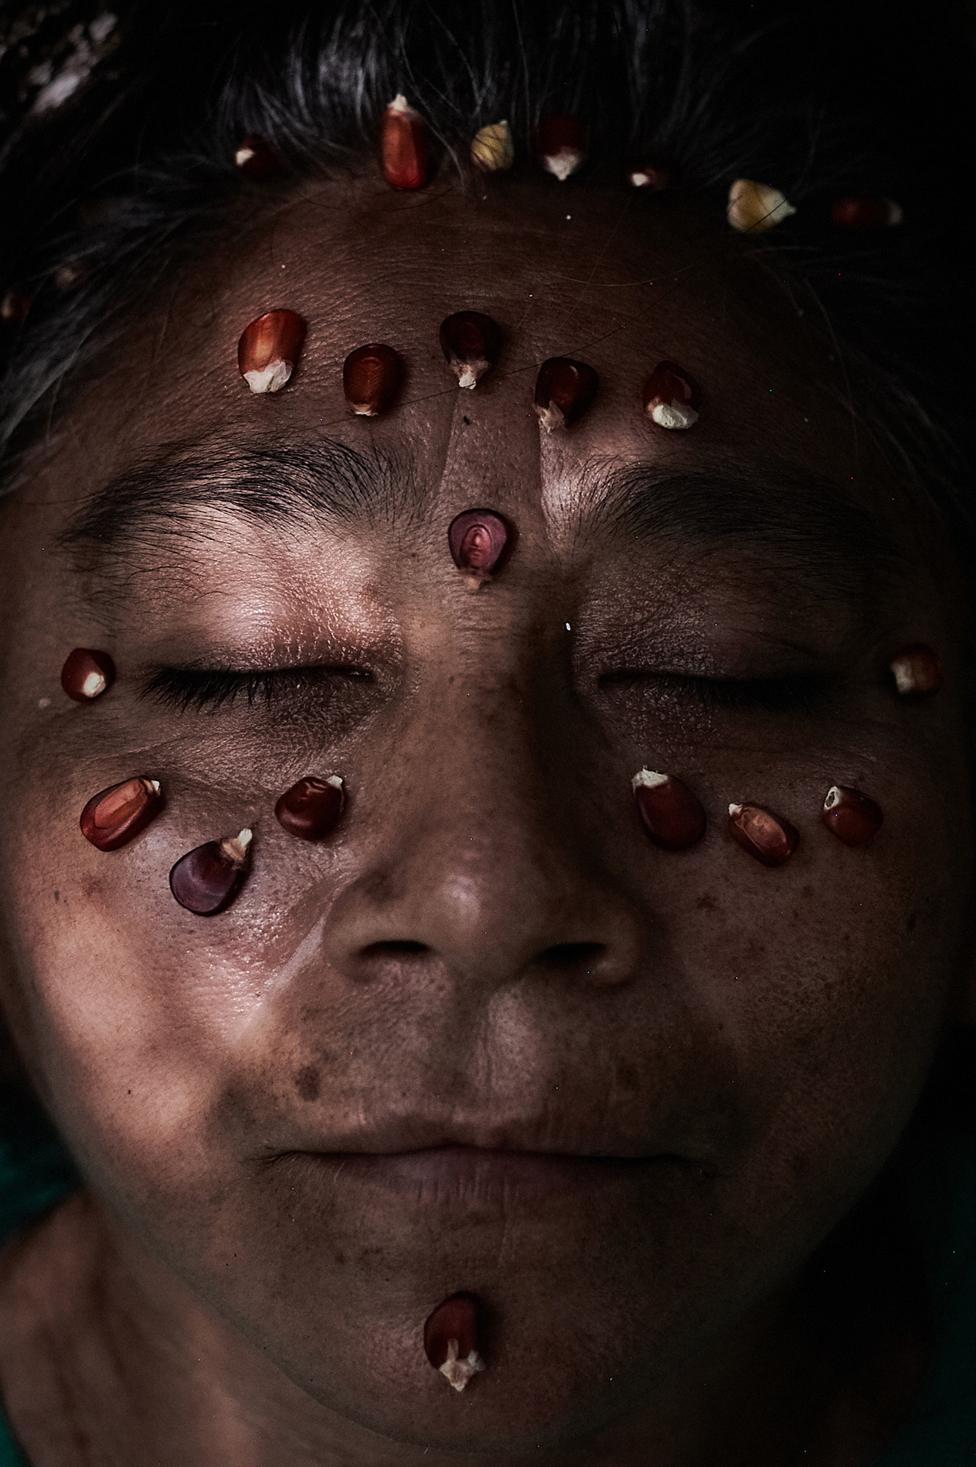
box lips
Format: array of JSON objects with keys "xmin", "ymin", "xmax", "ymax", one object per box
[
  {"xmin": 280, "ymin": 1112, "xmax": 672, "ymax": 1160},
  {"xmin": 291, "ymin": 1146, "xmax": 685, "ymax": 1204}
]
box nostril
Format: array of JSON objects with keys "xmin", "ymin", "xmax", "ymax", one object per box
[
  {"xmin": 535, "ymin": 942, "xmax": 606, "ymax": 975},
  {"xmin": 361, "ymin": 940, "xmax": 429, "ymax": 960}
]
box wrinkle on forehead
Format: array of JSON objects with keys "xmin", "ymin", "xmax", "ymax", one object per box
[{"xmin": 16, "ymin": 169, "xmax": 947, "ymax": 606}]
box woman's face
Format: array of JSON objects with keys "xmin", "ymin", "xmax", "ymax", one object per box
[{"xmin": 0, "ymin": 174, "xmax": 972, "ymax": 1457}]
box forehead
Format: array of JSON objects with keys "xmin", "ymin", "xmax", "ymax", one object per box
[
  {"xmin": 50, "ymin": 179, "xmax": 840, "ymax": 457},
  {"xmin": 20, "ymin": 172, "xmax": 942, "ymax": 585}
]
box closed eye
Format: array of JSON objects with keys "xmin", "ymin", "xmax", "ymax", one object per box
[
  {"xmin": 598, "ymin": 669, "xmax": 828, "ymax": 713},
  {"xmin": 139, "ymin": 665, "xmax": 371, "ymax": 713}
]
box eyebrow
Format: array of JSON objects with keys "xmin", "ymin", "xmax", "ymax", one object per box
[
  {"xmin": 57, "ymin": 435, "xmax": 426, "ymax": 556},
  {"xmin": 57, "ymin": 437, "xmax": 912, "ymax": 611},
  {"xmin": 574, "ymin": 455, "xmax": 913, "ymax": 608}
]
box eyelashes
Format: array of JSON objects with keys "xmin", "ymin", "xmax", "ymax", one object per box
[
  {"xmin": 143, "ymin": 663, "xmax": 825, "ymax": 716},
  {"xmin": 598, "ymin": 670, "xmax": 829, "ymax": 714},
  {"xmin": 140, "ymin": 665, "xmax": 370, "ymax": 713}
]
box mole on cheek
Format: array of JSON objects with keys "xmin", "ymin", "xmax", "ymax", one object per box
[{"xmin": 294, "ymin": 1065, "xmax": 321, "ymax": 1102}]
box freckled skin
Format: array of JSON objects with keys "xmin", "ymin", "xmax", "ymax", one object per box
[
  {"xmin": 294, "ymin": 1065, "xmax": 321, "ymax": 1103},
  {"xmin": 0, "ymin": 173, "xmax": 972, "ymax": 1467}
]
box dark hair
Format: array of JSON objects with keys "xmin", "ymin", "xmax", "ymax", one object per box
[
  {"xmin": 1, "ymin": 0, "xmax": 974, "ymax": 508},
  {"xmin": 0, "ymin": 0, "xmax": 974, "ymax": 1135}
]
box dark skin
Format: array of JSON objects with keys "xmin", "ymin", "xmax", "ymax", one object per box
[{"xmin": 0, "ymin": 171, "xmax": 972, "ymax": 1466}]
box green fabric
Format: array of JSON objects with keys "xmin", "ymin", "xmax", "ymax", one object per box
[{"xmin": 0, "ymin": 1089, "xmax": 973, "ymax": 1464}]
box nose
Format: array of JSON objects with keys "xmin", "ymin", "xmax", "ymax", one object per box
[{"xmin": 321, "ymin": 672, "xmax": 648, "ymax": 993}]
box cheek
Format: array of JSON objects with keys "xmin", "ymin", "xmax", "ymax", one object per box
[
  {"xmin": 0, "ymin": 737, "xmax": 303, "ymax": 1201},
  {"xmin": 0, "ymin": 676, "xmax": 971, "ymax": 1437},
  {"xmin": 669, "ymin": 738, "xmax": 968, "ymax": 1228},
  {"xmin": 0, "ymin": 695, "xmax": 966, "ymax": 1156}
]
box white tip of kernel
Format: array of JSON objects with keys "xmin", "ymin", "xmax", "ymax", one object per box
[
  {"xmin": 326, "ymin": 775, "xmax": 344, "ymax": 789},
  {"xmin": 890, "ymin": 658, "xmax": 916, "ymax": 694},
  {"xmin": 221, "ymin": 829, "xmax": 254, "ymax": 866},
  {"xmin": 388, "ymin": 93, "xmax": 413, "ymax": 114},
  {"xmin": 223, "ymin": 829, "xmax": 254, "ymax": 862},
  {"xmin": 727, "ymin": 179, "xmax": 796, "ymax": 233},
  {"xmin": 630, "ymin": 170, "xmax": 652, "ymax": 187},
  {"xmin": 438, "ymin": 1339, "xmax": 486, "ymax": 1392},
  {"xmin": 243, "ymin": 360, "xmax": 292, "ymax": 393},
  {"xmin": 543, "ymin": 147, "xmax": 583, "ymax": 181},
  {"xmin": 148, "ymin": 779, "xmax": 162, "ymax": 795},
  {"xmin": 81, "ymin": 670, "xmax": 107, "ymax": 697},
  {"xmin": 234, "ymin": 144, "xmax": 256, "ymax": 167},
  {"xmin": 823, "ymin": 786, "xmax": 842, "ymax": 809},
  {"xmin": 728, "ymin": 802, "xmax": 742, "ymax": 817},
  {"xmin": 651, "ymin": 401, "xmax": 699, "ymax": 430},
  {"xmin": 458, "ymin": 365, "xmax": 478, "ymax": 389},
  {"xmin": 534, "ymin": 403, "xmax": 563, "ymax": 432},
  {"xmin": 632, "ymin": 769, "xmax": 669, "ymax": 790}
]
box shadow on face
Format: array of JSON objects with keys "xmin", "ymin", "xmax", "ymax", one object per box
[{"xmin": 0, "ymin": 173, "xmax": 971, "ymax": 1457}]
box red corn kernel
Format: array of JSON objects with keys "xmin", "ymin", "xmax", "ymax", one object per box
[
  {"xmin": 439, "ymin": 310, "xmax": 502, "ymax": 389},
  {"xmin": 536, "ymin": 113, "xmax": 587, "ymax": 181},
  {"xmin": 727, "ymin": 802, "xmax": 798, "ymax": 867},
  {"xmin": 831, "ymin": 196, "xmax": 903, "ymax": 230},
  {"xmin": 643, "ymin": 359, "xmax": 701, "ymax": 430},
  {"xmin": 448, "ymin": 508, "xmax": 514, "ymax": 582},
  {"xmin": 234, "ymin": 134, "xmax": 280, "ymax": 179},
  {"xmin": 342, "ymin": 343, "xmax": 405, "ymax": 416},
  {"xmin": 380, "ymin": 94, "xmax": 430, "ymax": 190},
  {"xmin": 169, "ymin": 828, "xmax": 253, "ymax": 916},
  {"xmin": 889, "ymin": 645, "xmax": 942, "ymax": 697},
  {"xmin": 237, "ymin": 309, "xmax": 306, "ymax": 394},
  {"xmin": 275, "ymin": 776, "xmax": 345, "ymax": 841},
  {"xmin": 821, "ymin": 785, "xmax": 884, "ymax": 846},
  {"xmin": 533, "ymin": 357, "xmax": 599, "ymax": 432},
  {"xmin": 60, "ymin": 647, "xmax": 116, "ymax": 702},
  {"xmin": 632, "ymin": 769, "xmax": 707, "ymax": 851},
  {"xmin": 628, "ymin": 164, "xmax": 670, "ymax": 190},
  {"xmin": 423, "ymin": 1292, "xmax": 487, "ymax": 1392},
  {"xmin": 0, "ymin": 288, "xmax": 31, "ymax": 324},
  {"xmin": 80, "ymin": 777, "xmax": 164, "ymax": 851}
]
